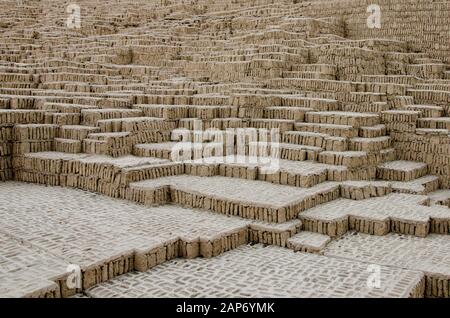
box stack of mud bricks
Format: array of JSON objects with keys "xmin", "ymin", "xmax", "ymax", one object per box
[
  {"xmin": 153, "ymin": 184, "xmax": 338, "ymax": 223},
  {"xmin": 63, "ymin": 157, "xmax": 132, "ymax": 197},
  {"xmin": 107, "ymin": 133, "xmax": 133, "ymax": 158},
  {"xmin": 392, "ymin": 130, "xmax": 450, "ymax": 188},
  {"xmin": 16, "ymin": 153, "xmax": 68, "ymax": 186},
  {"xmin": 340, "ymin": 91, "xmax": 388, "ymax": 113},
  {"xmin": 55, "ymin": 138, "xmax": 82, "ymax": 154},
  {"xmin": 15, "ymin": 150, "xmax": 183, "ymax": 198},
  {"xmin": 104, "ymin": 133, "xmax": 135, "ymax": 158},
  {"xmin": 128, "ymin": 119, "xmax": 177, "ymax": 147},
  {"xmin": 340, "ymin": 181, "xmax": 393, "ymax": 200},
  {"xmin": 73, "ymin": 159, "xmax": 182, "ymax": 198},
  {"xmin": 56, "ymin": 126, "xmax": 101, "ymax": 154},
  {"xmin": 12, "ymin": 124, "xmax": 57, "ymax": 180},
  {"xmin": 381, "ymin": 110, "xmax": 420, "ymax": 133}
]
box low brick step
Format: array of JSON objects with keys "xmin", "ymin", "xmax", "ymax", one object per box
[
  {"xmin": 134, "ymin": 104, "xmax": 188, "ymax": 120},
  {"xmin": 58, "ymin": 125, "xmax": 100, "ymax": 140},
  {"xmin": 346, "ymin": 92, "xmax": 387, "ymax": 104},
  {"xmin": 444, "ymin": 71, "xmax": 450, "ymax": 80},
  {"xmin": 415, "ymin": 83, "xmax": 450, "ymax": 92},
  {"xmin": 187, "ymin": 105, "xmax": 238, "ymax": 120},
  {"xmin": 408, "ymin": 89, "xmax": 450, "ymax": 113},
  {"xmin": 359, "ymin": 75, "xmax": 419, "ymax": 86},
  {"xmin": 191, "ymin": 94, "xmax": 230, "ymax": 106},
  {"xmin": 133, "ymin": 142, "xmax": 179, "ymax": 160},
  {"xmin": 299, "ymin": 194, "xmax": 440, "ymax": 238},
  {"xmin": 280, "ymin": 143, "xmax": 323, "ymax": 161},
  {"xmin": 0, "ymin": 109, "xmax": 48, "ymax": 124},
  {"xmin": 129, "ymin": 175, "xmax": 340, "ymax": 223},
  {"xmin": 54, "ymin": 138, "xmax": 82, "ymax": 154},
  {"xmin": 39, "ymin": 102, "xmax": 98, "ymax": 113},
  {"xmin": 305, "ymin": 111, "xmax": 380, "ymax": 128},
  {"xmin": 0, "ymin": 82, "xmax": 38, "ymax": 89},
  {"xmin": 377, "ymin": 148, "xmax": 397, "ymax": 164},
  {"xmin": 11, "ymin": 124, "xmax": 57, "ymax": 141},
  {"xmin": 415, "ymin": 128, "xmax": 449, "ymax": 136},
  {"xmin": 82, "ymin": 139, "xmax": 107, "ymax": 155},
  {"xmin": 289, "ymin": 64, "xmax": 337, "ymax": 75},
  {"xmin": 185, "ymin": 157, "xmax": 332, "ymax": 188},
  {"xmin": 392, "ymin": 175, "xmax": 440, "ymax": 195},
  {"xmin": 248, "ymin": 118, "xmax": 294, "ymax": 133},
  {"xmin": 407, "ymin": 63, "xmax": 446, "ymax": 79},
  {"xmin": 283, "ymin": 131, "xmax": 347, "ymax": 152},
  {"xmin": 282, "ymin": 71, "xmax": 335, "ymax": 80},
  {"xmin": 318, "ymin": 151, "xmax": 369, "ymax": 168},
  {"xmin": 283, "ymin": 131, "xmax": 326, "ymax": 147},
  {"xmin": 390, "ymin": 95, "xmax": 415, "ymax": 109},
  {"xmin": 44, "ymin": 112, "xmax": 80, "ymax": 126},
  {"xmin": 348, "ymin": 136, "xmax": 391, "ymax": 152},
  {"xmin": 381, "ymin": 110, "xmax": 421, "ymax": 132},
  {"xmin": 266, "ymin": 94, "xmax": 340, "ymax": 111},
  {"xmin": 377, "ymin": 160, "xmax": 428, "ymax": 182},
  {"xmin": 417, "ymin": 117, "xmax": 450, "ymax": 130},
  {"xmin": 340, "ymin": 181, "xmax": 393, "ymax": 200},
  {"xmin": 287, "ymin": 231, "xmax": 331, "ymax": 254},
  {"xmin": 170, "ymin": 129, "xmax": 238, "ymax": 144},
  {"xmin": 0, "ymin": 72, "xmax": 37, "ymax": 82},
  {"xmin": 281, "ymin": 97, "xmax": 339, "ymax": 111},
  {"xmin": 342, "ymin": 102, "xmax": 390, "ymax": 113},
  {"xmin": 404, "ymin": 105, "xmax": 444, "ymax": 118},
  {"xmin": 87, "ymin": 132, "xmax": 130, "ymax": 141},
  {"xmin": 411, "ymin": 58, "xmax": 442, "ymax": 64},
  {"xmin": 270, "ymin": 78, "xmax": 357, "ymax": 94},
  {"xmin": 135, "ymin": 93, "xmax": 193, "ymax": 106},
  {"xmin": 263, "ymin": 106, "xmax": 312, "ymax": 121},
  {"xmin": 359, "ymin": 124, "xmax": 387, "ymax": 138},
  {"xmin": 81, "ymin": 108, "xmax": 143, "ymax": 126},
  {"xmin": 234, "ymin": 94, "xmax": 340, "ymax": 112},
  {"xmin": 428, "ymin": 189, "xmax": 450, "ymax": 207},
  {"xmin": 249, "ymin": 142, "xmax": 323, "ymax": 162},
  {"xmin": 97, "ymin": 117, "xmax": 175, "ymax": 133},
  {"xmin": 134, "ymin": 141, "xmax": 226, "ymax": 161},
  {"xmin": 363, "ymin": 82, "xmax": 408, "ymax": 96},
  {"xmin": 134, "ymin": 104, "xmax": 238, "ymax": 120},
  {"xmin": 181, "ymin": 118, "xmax": 250, "ymax": 130},
  {"xmin": 295, "ymin": 122, "xmax": 358, "ymax": 138}
]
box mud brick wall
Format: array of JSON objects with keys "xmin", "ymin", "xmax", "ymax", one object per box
[
  {"xmin": 392, "ymin": 131, "xmax": 450, "ymax": 188},
  {"xmin": 310, "ymin": 45, "xmax": 386, "ymax": 81},
  {"xmin": 299, "ymin": 0, "xmax": 450, "ymax": 62},
  {"xmin": 9, "ymin": 124, "xmax": 57, "ymax": 176}
]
